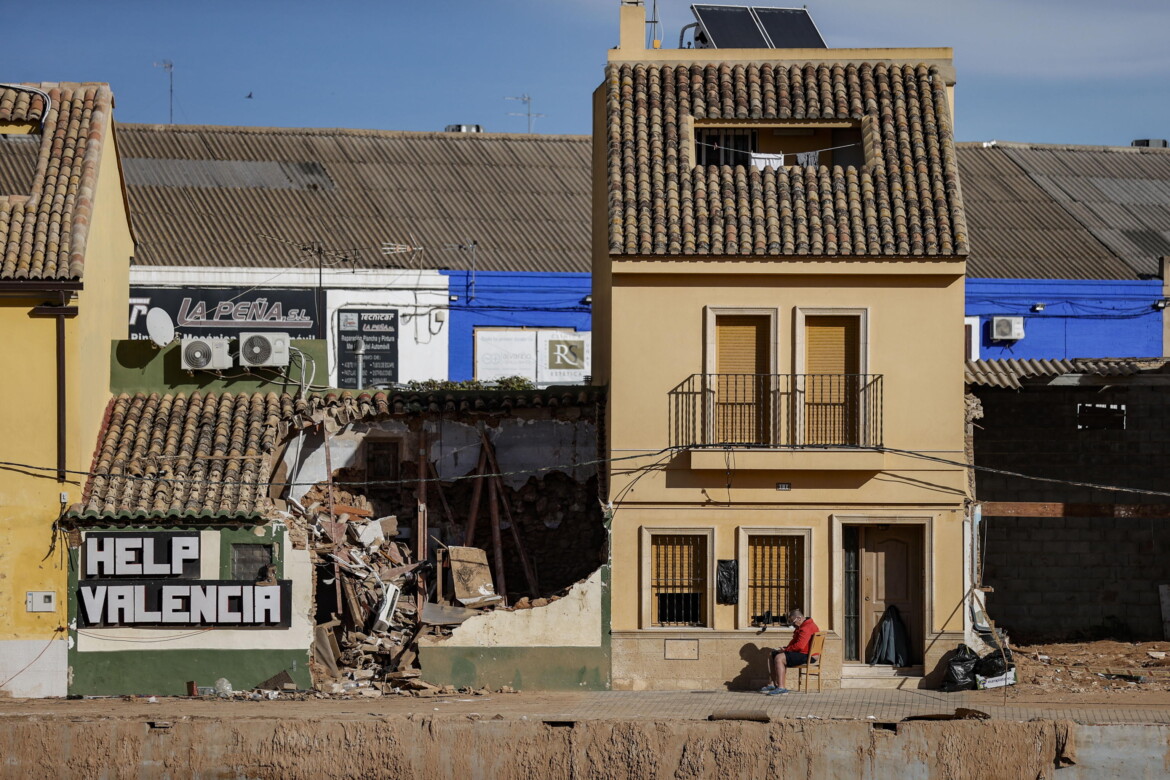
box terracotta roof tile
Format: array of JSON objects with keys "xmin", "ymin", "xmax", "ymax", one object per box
[
  {"xmin": 606, "ymin": 61, "xmax": 967, "ymax": 258},
  {"xmin": 0, "ymin": 83, "xmax": 113, "ymax": 281},
  {"xmin": 75, "ymin": 386, "xmax": 602, "ymax": 520}
]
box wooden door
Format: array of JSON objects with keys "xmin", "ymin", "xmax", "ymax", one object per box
[
  {"xmin": 714, "ymin": 315, "xmax": 770, "ymax": 444},
  {"xmin": 804, "ymin": 315, "xmax": 860, "ymax": 445},
  {"xmin": 860, "ymin": 525, "xmax": 923, "ymax": 666}
]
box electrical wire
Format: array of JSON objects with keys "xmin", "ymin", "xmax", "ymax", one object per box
[{"xmin": 0, "ymin": 629, "xmax": 64, "ymax": 689}]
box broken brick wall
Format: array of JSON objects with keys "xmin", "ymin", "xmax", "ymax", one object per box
[
  {"xmin": 973, "ymin": 385, "xmax": 1170, "ymax": 505},
  {"xmin": 974, "ymin": 385, "xmax": 1170, "ymax": 642},
  {"xmin": 282, "ymin": 411, "xmax": 603, "ymax": 601}
]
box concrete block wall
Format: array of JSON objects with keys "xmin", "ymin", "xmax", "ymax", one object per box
[
  {"xmin": 982, "ymin": 514, "xmax": 1170, "ymax": 641},
  {"xmin": 974, "ymin": 386, "xmax": 1169, "ymax": 505}
]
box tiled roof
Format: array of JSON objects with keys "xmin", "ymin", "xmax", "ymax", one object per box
[
  {"xmin": 959, "ymin": 142, "xmax": 1170, "ymax": 280},
  {"xmin": 964, "ymin": 358, "xmax": 1167, "ymax": 389},
  {"xmin": 76, "ymin": 386, "xmax": 601, "ymax": 520},
  {"xmin": 0, "ymin": 83, "xmax": 113, "ymax": 281},
  {"xmin": 117, "ymin": 125, "xmax": 591, "ymax": 273},
  {"xmin": 605, "ymin": 62, "xmax": 968, "ymax": 258}
]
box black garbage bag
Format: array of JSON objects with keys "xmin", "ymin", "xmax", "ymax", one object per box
[
  {"xmin": 940, "ymin": 644, "xmax": 979, "ymax": 692},
  {"xmin": 867, "ymin": 604, "xmax": 911, "ymax": 667},
  {"xmin": 975, "ymin": 646, "xmax": 1014, "ymax": 679}
]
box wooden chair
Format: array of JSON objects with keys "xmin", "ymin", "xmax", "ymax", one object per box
[{"xmin": 797, "ymin": 632, "xmax": 826, "ymax": 693}]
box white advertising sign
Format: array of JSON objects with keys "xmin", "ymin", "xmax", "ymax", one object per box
[{"xmin": 475, "ymin": 329, "xmax": 591, "ymax": 385}]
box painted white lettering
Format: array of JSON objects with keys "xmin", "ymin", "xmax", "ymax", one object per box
[
  {"xmin": 85, "ymin": 536, "xmax": 116, "ymax": 577},
  {"xmin": 189, "ymin": 584, "xmax": 217, "ymax": 622},
  {"xmin": 106, "ymin": 586, "xmax": 135, "ymax": 623},
  {"xmin": 172, "ymin": 537, "xmax": 200, "ymax": 575},
  {"xmin": 253, "ymin": 585, "xmax": 281, "ymax": 624},
  {"xmin": 114, "ymin": 538, "xmax": 143, "ymax": 576},
  {"xmin": 161, "ymin": 586, "xmax": 190, "ymax": 623},
  {"xmin": 217, "ymin": 585, "xmax": 242, "ymax": 623},
  {"xmin": 79, "ymin": 585, "xmax": 107, "ymax": 624},
  {"xmin": 142, "ymin": 537, "xmax": 171, "ymax": 576},
  {"xmin": 241, "ymin": 585, "xmax": 254, "ymax": 623},
  {"xmin": 133, "ymin": 585, "xmax": 162, "ymax": 622}
]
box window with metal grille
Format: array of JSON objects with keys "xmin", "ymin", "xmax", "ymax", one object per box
[
  {"xmin": 231, "ymin": 544, "xmax": 273, "ymax": 581},
  {"xmin": 650, "ymin": 534, "xmax": 708, "ymax": 627},
  {"xmin": 747, "ymin": 535, "xmax": 804, "ymax": 627},
  {"xmin": 696, "ymin": 128, "xmax": 757, "ymax": 167}
]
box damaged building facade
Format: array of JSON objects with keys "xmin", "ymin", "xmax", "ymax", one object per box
[
  {"xmin": 593, "ymin": 4, "xmax": 972, "ymax": 690},
  {"xmin": 65, "ymin": 340, "xmax": 606, "ymax": 695}
]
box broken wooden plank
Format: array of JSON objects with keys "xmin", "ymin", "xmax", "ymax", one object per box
[
  {"xmin": 481, "ymin": 431, "xmax": 539, "ymax": 596},
  {"xmin": 331, "ymin": 503, "xmax": 373, "ymax": 517},
  {"xmin": 462, "ymin": 444, "xmax": 488, "ymax": 546},
  {"xmin": 312, "ymin": 625, "xmax": 340, "ymax": 678},
  {"xmin": 487, "ymin": 464, "xmax": 507, "ymax": 601}
]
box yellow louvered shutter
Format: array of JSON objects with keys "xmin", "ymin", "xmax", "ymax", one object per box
[
  {"xmin": 715, "ymin": 316, "xmax": 769, "ymax": 444},
  {"xmin": 804, "ymin": 316, "xmax": 860, "ymax": 445}
]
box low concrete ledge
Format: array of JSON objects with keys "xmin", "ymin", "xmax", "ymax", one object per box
[{"xmin": 689, "ymin": 448, "xmax": 886, "ymax": 472}]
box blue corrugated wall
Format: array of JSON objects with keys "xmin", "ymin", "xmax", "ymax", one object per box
[
  {"xmin": 966, "ymin": 278, "xmax": 1164, "ymax": 359},
  {"xmin": 441, "ymin": 270, "xmax": 592, "ymax": 380}
]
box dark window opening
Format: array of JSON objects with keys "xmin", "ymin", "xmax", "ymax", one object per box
[
  {"xmin": 1077, "ymin": 403, "xmax": 1126, "ymax": 431},
  {"xmin": 231, "ymin": 543, "xmax": 273, "ymax": 581},
  {"xmin": 366, "ymin": 440, "xmax": 401, "ymax": 483}
]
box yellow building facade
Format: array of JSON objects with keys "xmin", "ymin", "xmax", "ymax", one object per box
[
  {"xmin": 594, "ymin": 6, "xmax": 971, "ymax": 689},
  {"xmin": 0, "ymin": 84, "xmax": 132, "ymax": 696}
]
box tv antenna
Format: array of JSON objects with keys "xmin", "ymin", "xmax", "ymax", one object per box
[
  {"xmin": 381, "ymin": 234, "xmax": 425, "ymax": 268},
  {"xmin": 153, "ymin": 59, "xmax": 174, "ymax": 124},
  {"xmin": 506, "ymin": 94, "xmax": 544, "ymax": 134}
]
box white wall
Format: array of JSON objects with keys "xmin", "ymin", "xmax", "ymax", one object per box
[{"xmin": 130, "ymin": 266, "xmax": 451, "ymax": 384}]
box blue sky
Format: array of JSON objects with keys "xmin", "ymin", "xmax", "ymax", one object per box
[{"xmin": 5, "ymin": 0, "xmax": 1168, "ymax": 145}]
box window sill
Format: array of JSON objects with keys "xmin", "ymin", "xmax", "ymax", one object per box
[{"xmin": 689, "ymin": 448, "xmax": 885, "ymax": 472}]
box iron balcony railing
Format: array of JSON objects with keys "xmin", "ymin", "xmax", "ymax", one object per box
[{"xmin": 669, "ymin": 373, "xmax": 884, "ymax": 449}]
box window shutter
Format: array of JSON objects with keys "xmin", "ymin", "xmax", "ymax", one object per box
[
  {"xmin": 716, "ymin": 316, "xmax": 768, "ymax": 374},
  {"xmin": 805, "ymin": 316, "xmax": 859, "ymax": 375}
]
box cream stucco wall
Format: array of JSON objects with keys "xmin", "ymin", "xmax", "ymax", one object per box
[{"xmin": 597, "ymin": 5, "xmax": 968, "ymax": 690}]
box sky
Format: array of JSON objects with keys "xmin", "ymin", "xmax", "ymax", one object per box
[{"xmin": 5, "ymin": 0, "xmax": 1169, "ymax": 145}]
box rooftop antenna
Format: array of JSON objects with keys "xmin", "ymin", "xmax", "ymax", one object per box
[
  {"xmin": 646, "ymin": 0, "xmax": 662, "ymax": 49},
  {"xmin": 381, "ymin": 234, "xmax": 425, "ymax": 268},
  {"xmin": 153, "ymin": 59, "xmax": 174, "ymax": 124},
  {"xmin": 505, "ymin": 94, "xmax": 544, "ymax": 134}
]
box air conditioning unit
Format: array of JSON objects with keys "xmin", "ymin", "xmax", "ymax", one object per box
[
  {"xmin": 991, "ymin": 316, "xmax": 1025, "ymax": 341},
  {"xmin": 238, "ymin": 332, "xmax": 291, "ymax": 368},
  {"xmin": 180, "ymin": 337, "xmax": 232, "ymax": 371}
]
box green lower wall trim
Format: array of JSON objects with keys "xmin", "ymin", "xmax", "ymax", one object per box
[
  {"xmin": 418, "ymin": 646, "xmax": 609, "ymax": 691},
  {"xmin": 70, "ymin": 648, "xmax": 311, "ymax": 696}
]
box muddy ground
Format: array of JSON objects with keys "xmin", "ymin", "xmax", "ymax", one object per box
[{"xmin": 992, "ymin": 639, "xmax": 1170, "ymax": 703}]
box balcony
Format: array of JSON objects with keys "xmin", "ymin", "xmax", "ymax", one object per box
[{"xmin": 669, "ymin": 374, "xmax": 884, "ymax": 451}]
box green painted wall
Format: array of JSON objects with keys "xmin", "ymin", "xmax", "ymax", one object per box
[
  {"xmin": 67, "ymin": 527, "xmax": 309, "ymax": 696},
  {"xmin": 109, "ymin": 339, "xmax": 328, "ymax": 395},
  {"xmin": 70, "ymin": 647, "xmax": 311, "ymax": 696}
]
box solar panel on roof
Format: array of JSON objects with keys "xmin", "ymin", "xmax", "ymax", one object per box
[
  {"xmin": 752, "ymin": 7, "xmax": 826, "ymax": 48},
  {"xmin": 691, "ymin": 5, "xmax": 770, "ymax": 48},
  {"xmin": 690, "ymin": 5, "xmax": 826, "ymax": 49}
]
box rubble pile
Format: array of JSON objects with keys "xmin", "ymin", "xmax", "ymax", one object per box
[{"xmin": 290, "ymin": 481, "xmax": 445, "ymax": 697}]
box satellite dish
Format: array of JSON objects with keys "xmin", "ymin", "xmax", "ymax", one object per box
[{"xmin": 145, "ymin": 307, "xmax": 176, "ymax": 348}]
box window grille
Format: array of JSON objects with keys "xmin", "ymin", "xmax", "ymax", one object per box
[
  {"xmin": 696, "ymin": 129, "xmax": 757, "ymax": 168},
  {"xmin": 747, "ymin": 535, "xmax": 804, "ymax": 627},
  {"xmin": 651, "ymin": 534, "xmax": 708, "ymax": 626},
  {"xmin": 231, "ymin": 543, "xmax": 273, "ymax": 581}
]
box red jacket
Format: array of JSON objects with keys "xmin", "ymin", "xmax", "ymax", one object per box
[{"xmin": 785, "ymin": 618, "xmax": 819, "ymax": 654}]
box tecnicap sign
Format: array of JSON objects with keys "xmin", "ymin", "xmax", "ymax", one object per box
[
  {"xmin": 77, "ymin": 532, "xmax": 291, "ymax": 628},
  {"xmin": 128, "ymin": 287, "xmax": 316, "ymax": 339}
]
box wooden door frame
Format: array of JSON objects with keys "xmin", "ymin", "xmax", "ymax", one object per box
[{"xmin": 829, "ymin": 514, "xmax": 933, "ymax": 662}]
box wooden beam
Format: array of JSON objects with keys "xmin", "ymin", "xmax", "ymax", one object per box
[{"xmin": 981, "ymin": 501, "xmax": 1170, "ymax": 519}]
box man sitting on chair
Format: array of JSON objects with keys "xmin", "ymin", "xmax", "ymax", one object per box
[{"xmin": 762, "ymin": 608, "xmax": 819, "ymax": 695}]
